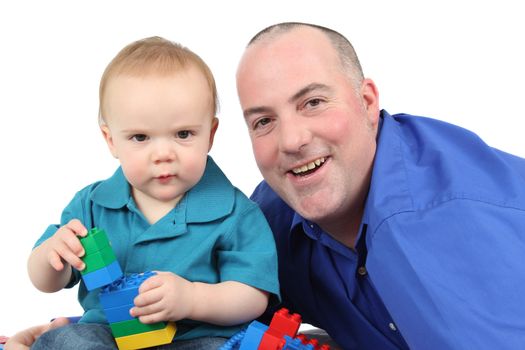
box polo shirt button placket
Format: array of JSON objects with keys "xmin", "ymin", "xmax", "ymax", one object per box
[{"xmin": 357, "ymin": 266, "xmax": 367, "ymax": 276}]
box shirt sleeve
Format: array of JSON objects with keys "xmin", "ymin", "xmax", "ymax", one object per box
[
  {"xmin": 216, "ymin": 193, "xmax": 280, "ymax": 300},
  {"xmin": 367, "ymin": 199, "xmax": 525, "ymax": 349}
]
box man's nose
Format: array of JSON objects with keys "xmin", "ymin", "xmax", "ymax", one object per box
[{"xmin": 278, "ymin": 113, "xmax": 312, "ymax": 154}]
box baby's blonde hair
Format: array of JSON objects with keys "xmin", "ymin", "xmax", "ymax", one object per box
[{"xmin": 99, "ymin": 36, "xmax": 218, "ymax": 124}]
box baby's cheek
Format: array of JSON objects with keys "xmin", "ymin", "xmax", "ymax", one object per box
[{"xmin": 120, "ymin": 159, "xmax": 147, "ymax": 186}]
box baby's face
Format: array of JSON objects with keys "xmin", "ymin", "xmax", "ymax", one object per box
[{"xmin": 100, "ymin": 67, "xmax": 217, "ymax": 209}]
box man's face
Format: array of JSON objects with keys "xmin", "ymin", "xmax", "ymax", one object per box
[{"xmin": 237, "ymin": 27, "xmax": 380, "ymax": 231}]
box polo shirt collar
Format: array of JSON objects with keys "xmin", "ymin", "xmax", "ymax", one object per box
[
  {"xmin": 90, "ymin": 167, "xmax": 130, "ymax": 209},
  {"xmin": 185, "ymin": 156, "xmax": 235, "ymax": 223},
  {"xmin": 90, "ymin": 156, "xmax": 235, "ymax": 223}
]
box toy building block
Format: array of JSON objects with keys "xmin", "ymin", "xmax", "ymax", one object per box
[
  {"xmin": 101, "ymin": 302, "xmax": 136, "ymax": 323},
  {"xmin": 114, "ymin": 322, "xmax": 176, "ymax": 350},
  {"xmin": 267, "ymin": 308, "xmax": 301, "ymax": 337},
  {"xmin": 223, "ymin": 308, "xmax": 330, "ymax": 350},
  {"xmin": 99, "ymin": 271, "xmax": 175, "ymax": 349},
  {"xmin": 292, "ymin": 335, "xmax": 330, "ymax": 350},
  {"xmin": 99, "ymin": 271, "xmax": 156, "ymax": 309},
  {"xmin": 258, "ymin": 331, "xmax": 286, "ymax": 350},
  {"xmin": 239, "ymin": 321, "xmax": 268, "ymax": 350},
  {"xmin": 79, "ymin": 227, "xmax": 123, "ymax": 290},
  {"xmin": 258, "ymin": 308, "xmax": 301, "ymax": 350},
  {"xmin": 81, "ymin": 244, "xmax": 118, "ymax": 274},
  {"xmin": 79, "ymin": 227, "xmax": 112, "ymax": 253},
  {"xmin": 219, "ymin": 329, "xmax": 246, "ymax": 350},
  {"xmin": 82, "ymin": 260, "xmax": 123, "ymax": 291},
  {"xmin": 282, "ymin": 336, "xmax": 314, "ymax": 350},
  {"xmin": 109, "ymin": 318, "xmax": 167, "ymax": 338}
]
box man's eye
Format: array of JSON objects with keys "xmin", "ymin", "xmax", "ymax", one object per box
[
  {"xmin": 254, "ymin": 117, "xmax": 271, "ymax": 129},
  {"xmin": 131, "ymin": 134, "xmax": 148, "ymax": 142},
  {"xmin": 177, "ymin": 130, "xmax": 191, "ymax": 139},
  {"xmin": 306, "ymin": 98, "xmax": 322, "ymax": 108}
]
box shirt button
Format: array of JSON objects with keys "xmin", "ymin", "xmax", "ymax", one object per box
[
  {"xmin": 389, "ymin": 322, "xmax": 397, "ymax": 331},
  {"xmin": 357, "ymin": 266, "xmax": 367, "ymax": 276}
]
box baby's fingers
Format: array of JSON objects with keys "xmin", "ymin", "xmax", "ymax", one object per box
[
  {"xmin": 53, "ymin": 242, "xmax": 85, "ymax": 271},
  {"xmin": 48, "ymin": 250, "xmax": 65, "ymax": 271}
]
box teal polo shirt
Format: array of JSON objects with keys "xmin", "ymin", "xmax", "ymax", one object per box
[{"xmin": 35, "ymin": 156, "xmax": 279, "ymax": 340}]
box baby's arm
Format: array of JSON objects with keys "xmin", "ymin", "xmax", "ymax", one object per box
[
  {"xmin": 27, "ymin": 219, "xmax": 87, "ymax": 293},
  {"xmin": 131, "ymin": 272, "xmax": 268, "ymax": 325}
]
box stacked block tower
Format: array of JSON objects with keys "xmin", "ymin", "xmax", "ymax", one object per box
[
  {"xmin": 79, "ymin": 227, "xmax": 123, "ymax": 290},
  {"xmin": 80, "ymin": 228, "xmax": 176, "ymax": 350}
]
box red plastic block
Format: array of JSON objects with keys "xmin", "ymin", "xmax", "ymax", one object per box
[
  {"xmin": 295, "ymin": 334, "xmax": 331, "ymax": 350},
  {"xmin": 268, "ymin": 308, "xmax": 301, "ymax": 338},
  {"xmin": 258, "ymin": 330, "xmax": 286, "ymax": 350}
]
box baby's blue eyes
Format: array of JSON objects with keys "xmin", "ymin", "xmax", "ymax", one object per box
[
  {"xmin": 131, "ymin": 134, "xmax": 148, "ymax": 142},
  {"xmin": 177, "ymin": 130, "xmax": 190, "ymax": 139},
  {"xmin": 130, "ymin": 131, "xmax": 192, "ymax": 141}
]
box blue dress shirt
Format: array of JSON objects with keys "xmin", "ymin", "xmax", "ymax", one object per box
[{"xmin": 252, "ymin": 110, "xmax": 525, "ymax": 349}]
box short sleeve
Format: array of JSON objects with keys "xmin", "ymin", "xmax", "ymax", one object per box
[{"xmin": 216, "ymin": 196, "xmax": 280, "ymax": 299}]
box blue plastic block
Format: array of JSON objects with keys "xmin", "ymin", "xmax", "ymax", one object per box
[
  {"xmin": 82, "ymin": 260, "xmax": 123, "ymax": 291},
  {"xmin": 103, "ymin": 302, "xmax": 135, "ymax": 323},
  {"xmin": 0, "ymin": 344, "xmax": 4, "ymax": 349},
  {"xmin": 219, "ymin": 329, "xmax": 246, "ymax": 350},
  {"xmin": 239, "ymin": 320, "xmax": 267, "ymax": 350},
  {"xmin": 282, "ymin": 335, "xmax": 315, "ymax": 350},
  {"xmin": 99, "ymin": 271, "xmax": 156, "ymax": 309}
]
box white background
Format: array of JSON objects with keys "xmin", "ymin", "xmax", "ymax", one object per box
[{"xmin": 1, "ymin": 0, "xmax": 524, "ymax": 335}]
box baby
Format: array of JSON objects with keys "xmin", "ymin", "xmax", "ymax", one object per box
[{"xmin": 26, "ymin": 36, "xmax": 279, "ymax": 349}]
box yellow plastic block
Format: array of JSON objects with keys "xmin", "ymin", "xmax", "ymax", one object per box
[{"xmin": 114, "ymin": 322, "xmax": 176, "ymax": 350}]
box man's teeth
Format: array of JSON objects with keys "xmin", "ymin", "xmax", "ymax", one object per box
[{"xmin": 292, "ymin": 157, "xmax": 326, "ymax": 174}]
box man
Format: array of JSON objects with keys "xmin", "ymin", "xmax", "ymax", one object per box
[
  {"xmin": 237, "ymin": 22, "xmax": 525, "ymax": 349},
  {"xmin": 7, "ymin": 22, "xmax": 525, "ymax": 350}
]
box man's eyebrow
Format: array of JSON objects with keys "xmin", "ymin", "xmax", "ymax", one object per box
[
  {"xmin": 242, "ymin": 83, "xmax": 331, "ymax": 119},
  {"xmin": 288, "ymin": 83, "xmax": 332, "ymax": 104},
  {"xmin": 243, "ymin": 106, "xmax": 272, "ymax": 119}
]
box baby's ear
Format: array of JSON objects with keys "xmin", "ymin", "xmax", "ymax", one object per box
[
  {"xmin": 100, "ymin": 125, "xmax": 118, "ymax": 159},
  {"xmin": 208, "ymin": 117, "xmax": 219, "ymax": 151}
]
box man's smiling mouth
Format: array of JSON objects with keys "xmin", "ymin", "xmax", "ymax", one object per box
[{"xmin": 291, "ymin": 157, "xmax": 326, "ymax": 176}]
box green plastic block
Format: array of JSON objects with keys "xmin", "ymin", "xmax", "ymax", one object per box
[
  {"xmin": 109, "ymin": 318, "xmax": 167, "ymax": 338},
  {"xmin": 81, "ymin": 244, "xmax": 117, "ymax": 274},
  {"xmin": 79, "ymin": 228, "xmax": 111, "ymax": 254}
]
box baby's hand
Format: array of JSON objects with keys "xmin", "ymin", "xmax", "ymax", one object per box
[
  {"xmin": 44, "ymin": 219, "xmax": 87, "ymax": 272},
  {"xmin": 130, "ymin": 271, "xmax": 194, "ymax": 324}
]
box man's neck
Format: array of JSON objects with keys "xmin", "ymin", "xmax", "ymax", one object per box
[{"xmin": 318, "ymin": 208, "xmax": 363, "ymax": 249}]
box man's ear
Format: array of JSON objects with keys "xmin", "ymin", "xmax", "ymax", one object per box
[
  {"xmin": 208, "ymin": 117, "xmax": 219, "ymax": 152},
  {"xmin": 100, "ymin": 124, "xmax": 118, "ymax": 159},
  {"xmin": 360, "ymin": 78, "xmax": 380, "ymax": 127}
]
